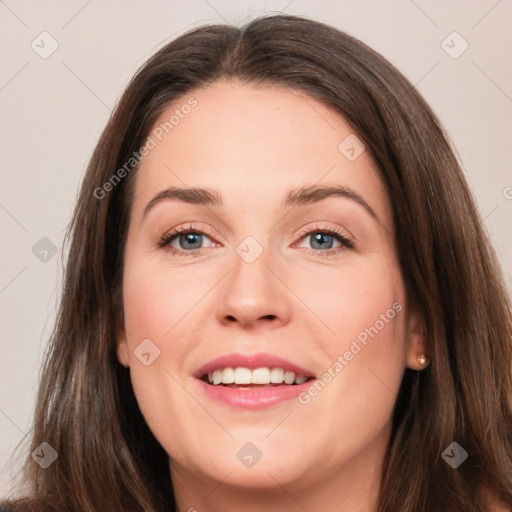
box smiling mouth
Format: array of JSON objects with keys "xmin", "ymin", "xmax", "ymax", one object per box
[{"xmin": 201, "ymin": 366, "xmax": 315, "ymax": 387}]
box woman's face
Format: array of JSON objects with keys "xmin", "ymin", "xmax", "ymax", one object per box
[{"xmin": 117, "ymin": 80, "xmax": 424, "ymax": 498}]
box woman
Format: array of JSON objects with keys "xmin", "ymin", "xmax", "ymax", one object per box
[{"xmin": 2, "ymin": 14, "xmax": 511, "ymax": 512}]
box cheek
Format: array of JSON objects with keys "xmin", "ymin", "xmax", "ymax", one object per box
[
  {"xmin": 294, "ymin": 255, "xmax": 407, "ymax": 405},
  {"xmin": 120, "ymin": 263, "xmax": 199, "ymax": 458},
  {"xmin": 119, "ymin": 258, "xmax": 217, "ymax": 441},
  {"xmin": 122, "ymin": 258, "xmax": 204, "ymax": 343},
  {"xmin": 295, "ymin": 255, "xmax": 405, "ymax": 347}
]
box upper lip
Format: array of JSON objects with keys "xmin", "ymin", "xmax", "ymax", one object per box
[{"xmin": 194, "ymin": 353, "xmax": 316, "ymax": 379}]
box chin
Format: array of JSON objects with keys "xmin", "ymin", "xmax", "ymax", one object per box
[{"xmin": 171, "ymin": 434, "xmax": 312, "ymax": 489}]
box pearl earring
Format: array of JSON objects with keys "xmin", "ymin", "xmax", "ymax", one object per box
[{"xmin": 417, "ymin": 354, "xmax": 428, "ymax": 366}]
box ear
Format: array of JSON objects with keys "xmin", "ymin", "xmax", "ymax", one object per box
[
  {"xmin": 405, "ymin": 304, "xmax": 429, "ymax": 371},
  {"xmin": 116, "ymin": 323, "xmax": 130, "ymax": 368}
]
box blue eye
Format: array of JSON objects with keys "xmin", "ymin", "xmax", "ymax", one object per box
[
  {"xmin": 158, "ymin": 227, "xmax": 214, "ymax": 254},
  {"xmin": 307, "ymin": 232, "xmax": 339, "ymax": 250},
  {"xmin": 175, "ymin": 232, "xmax": 204, "ymax": 250},
  {"xmin": 297, "ymin": 228, "xmax": 353, "ymax": 255},
  {"xmin": 158, "ymin": 225, "xmax": 353, "ymax": 257}
]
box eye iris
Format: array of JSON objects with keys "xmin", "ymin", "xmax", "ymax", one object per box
[
  {"xmin": 180, "ymin": 233, "xmax": 202, "ymax": 250},
  {"xmin": 311, "ymin": 232, "xmax": 333, "ymax": 250}
]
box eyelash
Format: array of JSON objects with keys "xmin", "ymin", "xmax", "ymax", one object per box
[{"xmin": 156, "ymin": 223, "xmax": 354, "ymax": 257}]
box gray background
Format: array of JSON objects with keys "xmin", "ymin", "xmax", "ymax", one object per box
[{"xmin": 1, "ymin": 0, "xmax": 511, "ymax": 496}]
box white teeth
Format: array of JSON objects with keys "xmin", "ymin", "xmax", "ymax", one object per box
[
  {"xmin": 284, "ymin": 371, "xmax": 295, "ymax": 385},
  {"xmin": 233, "ymin": 367, "xmax": 252, "ymax": 384},
  {"xmin": 205, "ymin": 367, "xmax": 310, "ymax": 386},
  {"xmin": 251, "ymin": 367, "xmax": 270, "ymax": 384},
  {"xmin": 221, "ymin": 367, "xmax": 235, "ymax": 384},
  {"xmin": 294, "ymin": 375, "xmax": 307, "ymax": 385},
  {"xmin": 270, "ymin": 367, "xmax": 284, "ymax": 383}
]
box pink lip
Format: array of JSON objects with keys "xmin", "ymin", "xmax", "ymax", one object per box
[
  {"xmin": 196, "ymin": 378, "xmax": 317, "ymax": 409},
  {"xmin": 193, "ymin": 353, "xmax": 317, "ymax": 409},
  {"xmin": 193, "ymin": 352, "xmax": 315, "ymax": 379}
]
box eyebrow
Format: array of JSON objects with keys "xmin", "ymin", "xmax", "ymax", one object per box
[
  {"xmin": 142, "ymin": 184, "xmax": 378, "ymax": 222},
  {"xmin": 143, "ymin": 187, "xmax": 222, "ymax": 221},
  {"xmin": 285, "ymin": 185, "xmax": 378, "ymax": 220}
]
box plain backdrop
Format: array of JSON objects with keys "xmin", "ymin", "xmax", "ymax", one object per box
[{"xmin": 1, "ymin": 0, "xmax": 511, "ymax": 497}]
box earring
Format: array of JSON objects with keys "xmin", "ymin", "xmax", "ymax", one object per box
[{"xmin": 417, "ymin": 354, "xmax": 428, "ymax": 367}]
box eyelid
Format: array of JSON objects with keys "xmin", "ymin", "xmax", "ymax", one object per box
[
  {"xmin": 155, "ymin": 223, "xmax": 218, "ymax": 253},
  {"xmin": 293, "ymin": 223, "xmax": 354, "ymax": 251},
  {"xmin": 295, "ymin": 222, "xmax": 356, "ymax": 244},
  {"xmin": 156, "ymin": 222, "xmax": 354, "ymax": 256}
]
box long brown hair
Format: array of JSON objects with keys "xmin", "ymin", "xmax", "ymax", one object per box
[{"xmin": 4, "ymin": 14, "xmax": 512, "ymax": 512}]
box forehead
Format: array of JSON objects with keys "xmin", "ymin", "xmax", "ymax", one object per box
[{"xmin": 131, "ymin": 80, "xmax": 393, "ymax": 230}]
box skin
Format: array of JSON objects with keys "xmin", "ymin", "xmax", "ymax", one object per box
[{"xmin": 117, "ymin": 80, "xmax": 427, "ymax": 512}]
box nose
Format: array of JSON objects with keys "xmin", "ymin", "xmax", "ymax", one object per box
[{"xmin": 215, "ymin": 245, "xmax": 292, "ymax": 331}]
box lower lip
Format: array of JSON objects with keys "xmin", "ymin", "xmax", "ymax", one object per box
[{"xmin": 196, "ymin": 378, "xmax": 316, "ymax": 408}]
